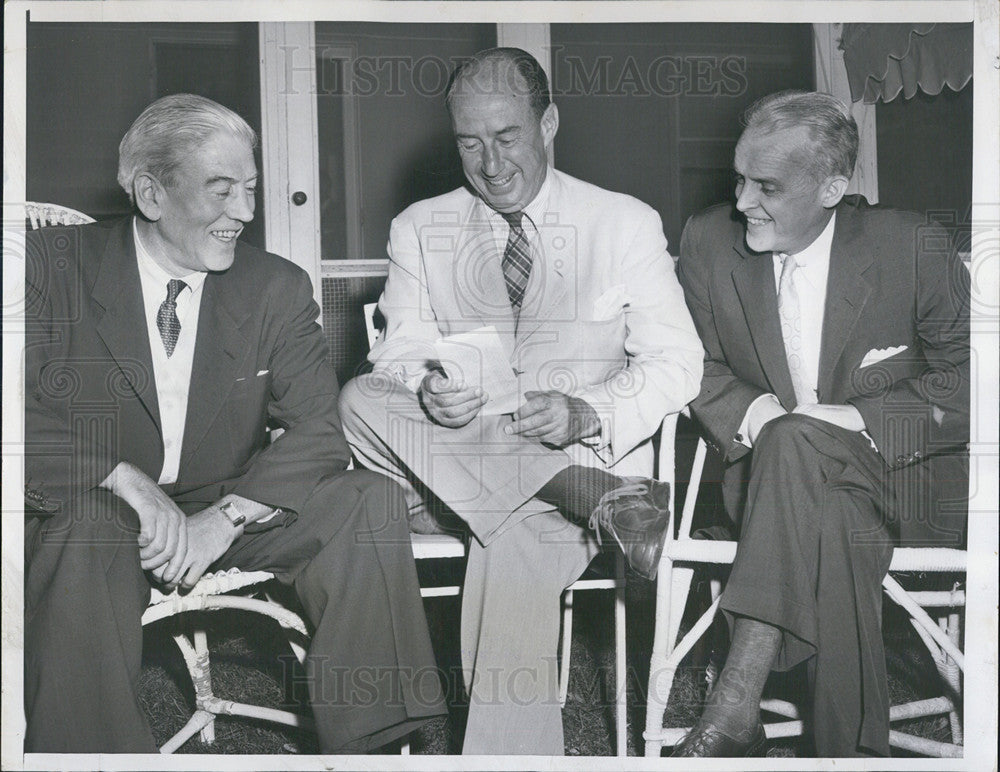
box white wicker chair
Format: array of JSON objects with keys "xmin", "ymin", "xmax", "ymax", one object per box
[
  {"xmin": 643, "ymin": 426, "xmax": 966, "ymax": 758},
  {"xmin": 364, "ymin": 303, "xmax": 631, "ymax": 756},
  {"xmin": 142, "ymin": 569, "xmax": 313, "ymax": 753},
  {"xmin": 25, "ymin": 201, "xmax": 95, "ymax": 229}
]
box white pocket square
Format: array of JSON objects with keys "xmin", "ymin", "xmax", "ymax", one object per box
[
  {"xmin": 592, "ymin": 284, "xmax": 628, "ymax": 321},
  {"xmin": 859, "ymin": 345, "xmax": 907, "ymax": 368},
  {"xmin": 256, "ymin": 369, "xmax": 270, "ymax": 377}
]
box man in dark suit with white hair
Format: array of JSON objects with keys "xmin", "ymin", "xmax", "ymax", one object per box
[{"xmin": 24, "ymin": 93, "xmax": 445, "ymax": 753}]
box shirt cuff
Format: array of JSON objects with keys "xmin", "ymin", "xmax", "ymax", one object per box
[
  {"xmin": 576, "ymin": 391, "xmax": 613, "ymax": 464},
  {"xmin": 736, "ymin": 393, "xmax": 782, "ymax": 448},
  {"xmin": 256, "ymin": 507, "xmax": 281, "ymax": 524}
]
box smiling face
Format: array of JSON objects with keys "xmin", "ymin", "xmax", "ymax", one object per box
[
  {"xmin": 733, "ymin": 125, "xmax": 846, "ymax": 255},
  {"xmin": 137, "ymin": 130, "xmax": 257, "ymax": 276},
  {"xmin": 449, "ymin": 66, "xmax": 557, "ymax": 214}
]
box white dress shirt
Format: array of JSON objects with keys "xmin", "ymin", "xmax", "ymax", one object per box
[
  {"xmin": 482, "ymin": 171, "xmax": 605, "ymax": 449},
  {"xmin": 771, "ymin": 212, "xmax": 836, "ymax": 397},
  {"xmin": 481, "ymin": 167, "xmax": 552, "ymax": 258},
  {"xmin": 737, "ymin": 213, "xmax": 837, "ymax": 446},
  {"xmin": 133, "ymin": 219, "xmax": 207, "ymax": 484}
]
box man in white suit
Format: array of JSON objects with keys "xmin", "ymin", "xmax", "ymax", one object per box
[{"xmin": 339, "ymin": 48, "xmax": 702, "ymax": 754}]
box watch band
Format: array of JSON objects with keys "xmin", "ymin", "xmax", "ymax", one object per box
[{"xmin": 217, "ymin": 500, "xmax": 247, "ymax": 528}]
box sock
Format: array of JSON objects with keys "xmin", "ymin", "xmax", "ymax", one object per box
[
  {"xmin": 697, "ymin": 616, "xmax": 781, "ymax": 741},
  {"xmin": 536, "ymin": 465, "xmax": 623, "ymax": 524}
]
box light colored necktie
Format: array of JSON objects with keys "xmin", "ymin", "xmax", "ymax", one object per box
[
  {"xmin": 777, "ymin": 253, "xmax": 816, "ymax": 406},
  {"xmin": 156, "ymin": 279, "xmax": 186, "ymax": 357},
  {"xmin": 500, "ymin": 211, "xmax": 532, "ymax": 314}
]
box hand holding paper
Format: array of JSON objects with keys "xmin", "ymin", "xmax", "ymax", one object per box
[
  {"xmin": 419, "ymin": 372, "xmax": 486, "ymax": 428},
  {"xmin": 431, "ymin": 326, "xmax": 520, "ymax": 416}
]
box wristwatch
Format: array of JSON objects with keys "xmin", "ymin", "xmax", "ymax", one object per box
[{"xmin": 217, "ymin": 500, "xmax": 247, "ymax": 529}]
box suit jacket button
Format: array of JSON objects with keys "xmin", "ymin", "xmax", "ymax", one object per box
[{"xmin": 896, "ymin": 455, "xmax": 906, "ymax": 464}]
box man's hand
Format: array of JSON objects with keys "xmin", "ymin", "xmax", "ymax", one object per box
[
  {"xmin": 792, "ymin": 402, "xmax": 866, "ymax": 432},
  {"xmin": 506, "ymin": 391, "xmax": 601, "ymax": 447},
  {"xmin": 101, "ymin": 461, "xmax": 187, "ymax": 572},
  {"xmin": 162, "ymin": 506, "xmax": 241, "ymax": 591},
  {"xmin": 419, "ymin": 371, "xmax": 487, "ymax": 428}
]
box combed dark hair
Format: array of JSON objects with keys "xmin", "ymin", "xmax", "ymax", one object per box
[
  {"xmin": 445, "ymin": 47, "xmax": 551, "ymax": 119},
  {"xmin": 117, "ymin": 93, "xmax": 258, "ymax": 205},
  {"xmin": 742, "ymin": 91, "xmax": 859, "ymax": 180}
]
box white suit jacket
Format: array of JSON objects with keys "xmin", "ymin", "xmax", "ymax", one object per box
[{"xmin": 369, "ymin": 167, "xmax": 703, "ymax": 476}]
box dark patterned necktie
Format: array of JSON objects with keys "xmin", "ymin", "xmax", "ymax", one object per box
[
  {"xmin": 156, "ymin": 279, "xmax": 186, "ymax": 357},
  {"xmin": 501, "ymin": 211, "xmax": 532, "ymax": 313}
]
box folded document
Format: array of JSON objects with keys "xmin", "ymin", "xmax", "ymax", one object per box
[{"xmin": 432, "ymin": 326, "xmax": 520, "ymax": 415}]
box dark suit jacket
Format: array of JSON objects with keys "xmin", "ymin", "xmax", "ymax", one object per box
[
  {"xmin": 677, "ymin": 197, "xmax": 970, "ymax": 546},
  {"xmin": 24, "ymin": 217, "xmax": 350, "ymax": 519}
]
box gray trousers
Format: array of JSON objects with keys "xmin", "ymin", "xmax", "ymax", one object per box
[
  {"xmin": 339, "ymin": 373, "xmax": 599, "ymax": 754},
  {"xmin": 721, "ymin": 414, "xmax": 895, "ymax": 757}
]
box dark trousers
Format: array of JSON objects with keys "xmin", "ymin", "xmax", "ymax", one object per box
[
  {"xmin": 719, "ymin": 414, "xmax": 895, "ymax": 757},
  {"xmin": 24, "ymin": 469, "xmax": 446, "ymax": 753}
]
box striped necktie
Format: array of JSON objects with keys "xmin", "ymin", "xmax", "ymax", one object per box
[
  {"xmin": 776, "ymin": 253, "xmax": 816, "ymax": 406},
  {"xmin": 501, "ymin": 211, "xmax": 532, "ymax": 313},
  {"xmin": 156, "ymin": 278, "xmax": 186, "ymax": 357}
]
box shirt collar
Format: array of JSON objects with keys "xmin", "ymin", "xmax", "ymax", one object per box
[
  {"xmin": 480, "ymin": 166, "xmax": 553, "ymax": 232},
  {"xmin": 783, "ymin": 211, "xmax": 837, "ymax": 268},
  {"xmin": 133, "ymin": 217, "xmax": 208, "ymax": 294}
]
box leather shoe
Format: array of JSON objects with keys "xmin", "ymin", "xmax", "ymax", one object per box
[
  {"xmin": 671, "ymin": 720, "xmax": 766, "ymax": 757},
  {"xmin": 588, "ymin": 477, "xmax": 671, "ymax": 580}
]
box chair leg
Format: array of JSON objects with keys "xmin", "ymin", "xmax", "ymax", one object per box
[
  {"xmin": 667, "ymin": 566, "xmax": 695, "ymax": 658},
  {"xmin": 559, "ymin": 589, "xmax": 574, "ymax": 708},
  {"xmin": 645, "ymin": 559, "xmax": 688, "ymax": 756},
  {"xmin": 941, "ymin": 612, "xmax": 963, "ymax": 745},
  {"xmin": 161, "ymin": 629, "xmax": 217, "ymax": 753},
  {"xmin": 645, "ymin": 559, "xmax": 721, "ymax": 756},
  {"xmin": 193, "ymin": 627, "xmax": 216, "ymax": 745},
  {"xmin": 614, "ymin": 553, "xmax": 628, "ymax": 757}
]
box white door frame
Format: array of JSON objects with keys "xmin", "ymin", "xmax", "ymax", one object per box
[{"xmin": 259, "ymin": 22, "xmax": 323, "ymax": 306}]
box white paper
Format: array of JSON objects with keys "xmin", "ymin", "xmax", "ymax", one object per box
[{"xmin": 433, "ymin": 326, "xmax": 519, "ymax": 415}]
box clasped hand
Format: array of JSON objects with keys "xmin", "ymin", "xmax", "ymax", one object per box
[
  {"xmin": 152, "ymin": 507, "xmax": 240, "ymax": 591},
  {"xmin": 101, "ymin": 462, "xmax": 241, "ymax": 591}
]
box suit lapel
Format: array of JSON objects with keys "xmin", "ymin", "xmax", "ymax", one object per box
[
  {"xmin": 179, "ymin": 266, "xmax": 250, "ymax": 471},
  {"xmin": 731, "ymin": 237, "xmax": 797, "ymax": 407},
  {"xmin": 817, "ymin": 204, "xmax": 874, "ymax": 400},
  {"xmin": 453, "ymin": 200, "xmax": 518, "ymax": 336},
  {"xmin": 514, "ymin": 225, "xmax": 571, "ymax": 346},
  {"xmin": 513, "ymin": 173, "xmax": 571, "ymax": 348},
  {"xmin": 92, "ymin": 219, "xmax": 161, "ymax": 433}
]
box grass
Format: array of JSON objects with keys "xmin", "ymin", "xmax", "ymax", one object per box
[{"xmin": 138, "ymin": 554, "xmax": 959, "ymax": 757}]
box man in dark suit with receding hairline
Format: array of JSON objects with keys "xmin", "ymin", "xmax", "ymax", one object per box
[{"xmin": 674, "ymin": 90, "xmax": 969, "ymax": 757}]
